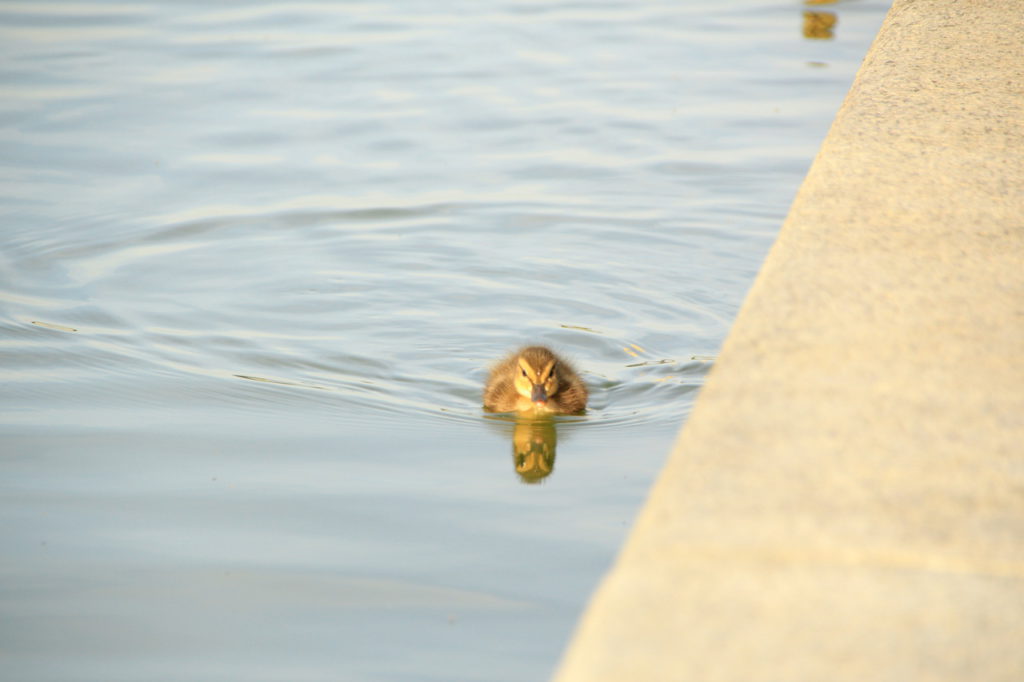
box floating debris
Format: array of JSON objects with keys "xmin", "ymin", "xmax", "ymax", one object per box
[
  {"xmin": 31, "ymin": 321, "xmax": 78, "ymax": 333},
  {"xmin": 234, "ymin": 374, "xmax": 327, "ymax": 390},
  {"xmin": 560, "ymin": 324, "xmax": 601, "ymax": 333},
  {"xmin": 625, "ymin": 358, "xmax": 675, "ymax": 368}
]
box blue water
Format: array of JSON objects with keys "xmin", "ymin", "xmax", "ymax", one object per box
[{"xmin": 0, "ymin": 1, "xmax": 890, "ymax": 680}]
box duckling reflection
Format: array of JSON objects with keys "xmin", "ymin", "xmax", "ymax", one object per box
[
  {"xmin": 512, "ymin": 417, "xmax": 558, "ymax": 484},
  {"xmin": 803, "ymin": 10, "xmax": 837, "ymax": 39}
]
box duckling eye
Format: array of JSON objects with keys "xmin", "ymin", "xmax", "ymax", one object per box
[{"xmin": 520, "ymin": 368, "xmax": 527, "ymax": 377}]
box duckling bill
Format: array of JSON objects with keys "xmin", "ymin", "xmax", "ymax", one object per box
[{"xmin": 483, "ymin": 346, "xmax": 588, "ymax": 414}]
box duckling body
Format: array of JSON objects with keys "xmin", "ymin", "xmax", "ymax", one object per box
[{"xmin": 483, "ymin": 346, "xmax": 588, "ymax": 414}]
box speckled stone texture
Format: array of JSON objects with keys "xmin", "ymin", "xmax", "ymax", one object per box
[{"xmin": 552, "ymin": 1, "xmax": 1024, "ymax": 680}]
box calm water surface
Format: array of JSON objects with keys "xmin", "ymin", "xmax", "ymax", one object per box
[{"xmin": 1, "ymin": 2, "xmax": 888, "ymax": 680}]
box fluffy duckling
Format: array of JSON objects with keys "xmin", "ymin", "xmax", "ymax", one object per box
[{"xmin": 483, "ymin": 346, "xmax": 588, "ymax": 414}]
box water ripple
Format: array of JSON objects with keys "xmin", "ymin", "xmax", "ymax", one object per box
[{"xmin": 2, "ymin": 194, "xmax": 713, "ymax": 431}]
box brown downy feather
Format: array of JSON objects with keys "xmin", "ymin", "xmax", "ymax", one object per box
[{"xmin": 483, "ymin": 346, "xmax": 587, "ymax": 414}]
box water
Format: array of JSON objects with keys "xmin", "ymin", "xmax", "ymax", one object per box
[{"xmin": 1, "ymin": 1, "xmax": 889, "ymax": 680}]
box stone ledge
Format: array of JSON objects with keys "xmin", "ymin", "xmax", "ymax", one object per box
[{"xmin": 552, "ymin": 1, "xmax": 1024, "ymax": 680}]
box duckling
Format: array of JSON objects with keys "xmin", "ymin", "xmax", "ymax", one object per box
[{"xmin": 483, "ymin": 346, "xmax": 588, "ymax": 414}]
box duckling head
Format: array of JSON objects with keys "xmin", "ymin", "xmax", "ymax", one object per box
[{"xmin": 513, "ymin": 346, "xmax": 560, "ymax": 408}]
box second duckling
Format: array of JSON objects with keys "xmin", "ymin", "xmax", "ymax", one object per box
[{"xmin": 483, "ymin": 346, "xmax": 588, "ymax": 414}]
